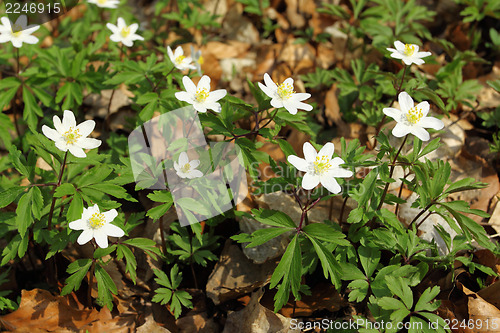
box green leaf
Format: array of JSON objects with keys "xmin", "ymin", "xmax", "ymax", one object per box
[
  {"xmin": 340, "ymin": 263, "xmax": 366, "ymax": 280},
  {"xmin": 9, "ymin": 146, "xmax": 30, "ymax": 179},
  {"xmin": 30, "ymin": 186, "xmax": 44, "ymax": 220},
  {"xmin": 54, "ymin": 183, "xmax": 76, "ymax": 197},
  {"xmin": 16, "ymin": 191, "xmax": 33, "ymax": 237},
  {"xmin": 385, "ymin": 276, "xmax": 413, "ymax": 309},
  {"xmin": 378, "ymin": 297, "xmax": 405, "ymax": 310},
  {"xmin": 95, "ymin": 264, "xmax": 117, "ymax": 310},
  {"xmin": 67, "ymin": 192, "xmax": 84, "ymax": 221},
  {"xmin": 306, "ymin": 234, "xmax": 341, "ymax": 288},
  {"xmin": 23, "ymin": 86, "xmax": 43, "ymax": 130},
  {"xmin": 270, "ymin": 235, "xmax": 302, "ymax": 304},
  {"xmin": 116, "ymin": 244, "xmax": 137, "ymax": 283},
  {"xmin": 147, "ymin": 191, "xmax": 173, "ymax": 203},
  {"xmin": 61, "ymin": 259, "xmax": 92, "ymax": 295},
  {"xmin": 359, "ymin": 246, "xmax": 380, "ymax": 278},
  {"xmin": 87, "ymin": 183, "xmax": 138, "ymax": 202},
  {"xmin": 251, "ymin": 208, "xmax": 297, "ymax": 229},
  {"xmin": 0, "ymin": 186, "xmax": 25, "ymax": 209},
  {"xmin": 303, "ymin": 223, "xmax": 349, "ymax": 245},
  {"xmin": 147, "ymin": 203, "xmax": 173, "ymax": 221},
  {"xmin": 123, "ymin": 238, "xmax": 162, "ymax": 259},
  {"xmin": 246, "ymin": 228, "xmax": 291, "ymax": 248},
  {"xmin": 414, "ymin": 286, "xmax": 440, "ymax": 312}
]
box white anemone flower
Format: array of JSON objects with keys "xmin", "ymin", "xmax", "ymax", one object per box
[
  {"xmin": 174, "ymin": 152, "xmax": 203, "ymax": 179},
  {"xmin": 386, "ymin": 41, "xmax": 431, "ymax": 66},
  {"xmin": 383, "ymin": 91, "xmax": 444, "ymax": 141},
  {"xmin": 288, "ymin": 142, "xmax": 353, "ymax": 194},
  {"xmin": 42, "ymin": 110, "xmax": 102, "ymax": 158},
  {"xmin": 106, "ymin": 17, "xmax": 144, "ymax": 47},
  {"xmin": 167, "ymin": 46, "xmax": 196, "ymax": 71},
  {"xmin": 0, "ymin": 15, "xmax": 39, "ymax": 48},
  {"xmin": 87, "ymin": 0, "xmax": 120, "ymax": 8},
  {"xmin": 69, "ymin": 204, "xmax": 124, "ymax": 248},
  {"xmin": 190, "ymin": 45, "xmax": 204, "ymax": 76},
  {"xmin": 175, "ymin": 75, "xmax": 227, "ymax": 113},
  {"xmin": 258, "ymin": 73, "xmax": 313, "ymax": 115}
]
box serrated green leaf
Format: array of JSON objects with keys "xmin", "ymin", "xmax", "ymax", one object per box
[{"xmin": 251, "ymin": 208, "xmax": 297, "ymax": 229}]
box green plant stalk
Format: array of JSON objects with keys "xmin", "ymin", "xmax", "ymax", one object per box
[
  {"xmin": 47, "ymin": 151, "xmax": 68, "ymax": 231},
  {"xmin": 394, "ymin": 171, "xmax": 408, "ymax": 217},
  {"xmin": 88, "ymin": 246, "xmax": 96, "ymax": 308},
  {"xmin": 369, "ymin": 134, "xmax": 408, "ymax": 226},
  {"xmin": 373, "ymin": 65, "xmax": 408, "ymax": 145}
]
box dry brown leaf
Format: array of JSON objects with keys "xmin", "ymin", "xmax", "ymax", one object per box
[
  {"xmin": 324, "ymin": 84, "xmax": 343, "ymax": 126},
  {"xmin": 277, "ymin": 41, "xmax": 316, "ymax": 74},
  {"xmin": 0, "ymin": 289, "xmax": 135, "ymax": 332},
  {"xmin": 222, "ymin": 288, "xmax": 300, "ymax": 333},
  {"xmin": 459, "ymin": 282, "xmax": 500, "ymax": 332},
  {"xmin": 277, "ymin": 282, "xmax": 345, "ymax": 317},
  {"xmin": 206, "ymin": 241, "xmax": 276, "ymax": 305},
  {"xmin": 478, "ymin": 281, "xmax": 500, "ymax": 310}
]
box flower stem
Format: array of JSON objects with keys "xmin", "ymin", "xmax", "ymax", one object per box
[
  {"xmin": 369, "ymin": 135, "xmax": 408, "ymax": 227},
  {"xmin": 88, "ymin": 249, "xmax": 96, "ymax": 308},
  {"xmin": 372, "ymin": 65, "xmax": 408, "ymax": 148},
  {"xmin": 47, "ymin": 151, "xmax": 68, "ymax": 231},
  {"xmin": 409, "ymin": 202, "xmax": 433, "ymax": 227},
  {"xmin": 394, "ymin": 171, "xmax": 408, "ymax": 217}
]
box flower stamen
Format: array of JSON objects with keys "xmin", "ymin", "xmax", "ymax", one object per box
[
  {"xmin": 62, "ymin": 127, "xmax": 81, "ymax": 145},
  {"xmin": 197, "ymin": 56, "xmax": 204, "ymax": 65},
  {"xmin": 181, "ymin": 163, "xmax": 191, "ymax": 173},
  {"xmin": 312, "ymin": 156, "xmax": 332, "ymax": 175},
  {"xmin": 88, "ymin": 212, "xmax": 105, "ymax": 229},
  {"xmin": 11, "ymin": 24, "xmax": 22, "ymax": 37},
  {"xmin": 406, "ymin": 107, "xmax": 423, "ymax": 124},
  {"xmin": 404, "ymin": 44, "xmax": 415, "ymax": 56},
  {"xmin": 195, "ymin": 88, "xmax": 209, "ymax": 103},
  {"xmin": 120, "ymin": 27, "xmax": 131, "ymax": 38},
  {"xmin": 175, "ymin": 55, "xmax": 186, "ymax": 65},
  {"xmin": 277, "ymin": 82, "xmax": 295, "ymax": 100}
]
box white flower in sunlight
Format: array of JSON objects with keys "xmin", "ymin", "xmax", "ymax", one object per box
[
  {"xmin": 383, "ymin": 91, "xmax": 444, "ymax": 141},
  {"xmin": 386, "ymin": 41, "xmax": 431, "ymax": 66},
  {"xmin": 0, "ymin": 15, "xmax": 39, "ymax": 48},
  {"xmin": 174, "ymin": 152, "xmax": 203, "ymax": 179},
  {"xmin": 69, "ymin": 204, "xmax": 124, "ymax": 248},
  {"xmin": 87, "ymin": 0, "xmax": 120, "ymax": 8},
  {"xmin": 106, "ymin": 17, "xmax": 144, "ymax": 47},
  {"xmin": 258, "ymin": 73, "xmax": 313, "ymax": 115},
  {"xmin": 42, "ymin": 110, "xmax": 101, "ymax": 158},
  {"xmin": 167, "ymin": 46, "xmax": 196, "ymax": 71},
  {"xmin": 190, "ymin": 45, "xmax": 204, "ymax": 76},
  {"xmin": 175, "ymin": 75, "xmax": 227, "ymax": 113},
  {"xmin": 288, "ymin": 142, "xmax": 353, "ymax": 194}
]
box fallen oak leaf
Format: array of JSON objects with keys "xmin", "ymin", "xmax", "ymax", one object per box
[{"xmin": 0, "ymin": 289, "xmax": 135, "ymax": 332}]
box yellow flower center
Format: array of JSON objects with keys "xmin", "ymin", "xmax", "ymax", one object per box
[
  {"xmin": 181, "ymin": 163, "xmax": 191, "ymax": 173},
  {"xmin": 63, "ymin": 127, "xmax": 81, "ymax": 145},
  {"xmin": 404, "ymin": 44, "xmax": 415, "ymax": 56},
  {"xmin": 120, "ymin": 27, "xmax": 131, "ymax": 38},
  {"xmin": 313, "ymin": 156, "xmax": 332, "ymax": 175},
  {"xmin": 175, "ymin": 55, "xmax": 186, "ymax": 64},
  {"xmin": 277, "ymin": 82, "xmax": 295, "ymax": 100},
  {"xmin": 98, "ymin": 0, "xmax": 107, "ymax": 4},
  {"xmin": 195, "ymin": 88, "xmax": 209, "ymax": 103},
  {"xmin": 88, "ymin": 212, "xmax": 105, "ymax": 229},
  {"xmin": 11, "ymin": 24, "xmax": 22, "ymax": 38},
  {"xmin": 197, "ymin": 56, "xmax": 204, "ymax": 65},
  {"xmin": 406, "ymin": 107, "xmax": 423, "ymax": 124}
]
